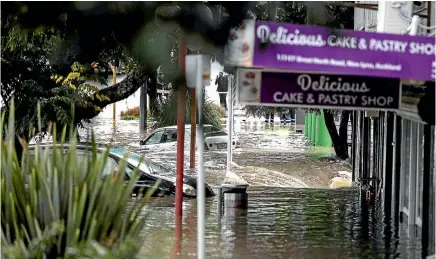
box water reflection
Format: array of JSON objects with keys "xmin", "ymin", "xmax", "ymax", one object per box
[{"xmin": 136, "ymin": 187, "xmax": 421, "ymax": 258}]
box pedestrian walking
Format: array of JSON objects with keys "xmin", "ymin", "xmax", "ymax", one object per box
[{"xmin": 215, "ymin": 72, "xmax": 228, "ymax": 110}]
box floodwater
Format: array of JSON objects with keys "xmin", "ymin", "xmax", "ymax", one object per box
[{"xmin": 79, "ymin": 118, "xmax": 422, "ymax": 258}]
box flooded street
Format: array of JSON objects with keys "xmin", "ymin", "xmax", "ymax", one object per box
[
  {"xmin": 79, "ymin": 117, "xmax": 421, "ymax": 258},
  {"xmin": 137, "ymin": 188, "xmax": 420, "ymax": 259},
  {"xmin": 79, "ymin": 117, "xmax": 350, "ymax": 188}
]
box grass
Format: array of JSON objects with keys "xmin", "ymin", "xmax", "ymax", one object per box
[
  {"xmin": 120, "ymin": 115, "xmax": 140, "ymax": 121},
  {"xmin": 1, "ymin": 100, "xmax": 155, "ymax": 258}
]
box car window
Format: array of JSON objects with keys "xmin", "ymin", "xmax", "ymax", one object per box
[
  {"xmin": 205, "ymin": 131, "xmax": 228, "ymax": 138},
  {"xmin": 101, "ymin": 157, "xmax": 120, "ymax": 178},
  {"xmin": 161, "ymin": 130, "xmax": 177, "ymax": 143},
  {"xmin": 203, "ymin": 126, "xmax": 212, "ymax": 134},
  {"xmin": 145, "ymin": 131, "xmax": 164, "ymax": 145},
  {"xmin": 201, "ymin": 126, "xmax": 222, "ymax": 134}
]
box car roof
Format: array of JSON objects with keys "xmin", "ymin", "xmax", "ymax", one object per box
[
  {"xmin": 159, "ymin": 124, "xmax": 214, "ymax": 130},
  {"xmin": 28, "ymin": 142, "xmax": 108, "ymax": 151},
  {"xmin": 28, "ymin": 143, "xmax": 144, "ymax": 162}
]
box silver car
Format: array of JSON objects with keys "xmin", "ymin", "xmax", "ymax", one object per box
[{"xmin": 139, "ymin": 124, "xmax": 238, "ymax": 151}]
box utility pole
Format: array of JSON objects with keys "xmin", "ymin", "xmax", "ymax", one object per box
[
  {"xmin": 175, "ymin": 31, "xmax": 187, "ymax": 218},
  {"xmin": 268, "ymin": 1, "xmax": 277, "ymax": 21},
  {"xmin": 139, "ymin": 81, "xmax": 148, "ymax": 131},
  {"xmin": 109, "ymin": 62, "xmax": 117, "ymax": 127}
]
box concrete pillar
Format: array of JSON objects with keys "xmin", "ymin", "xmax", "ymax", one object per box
[{"xmin": 295, "ymin": 109, "xmax": 305, "ymax": 125}]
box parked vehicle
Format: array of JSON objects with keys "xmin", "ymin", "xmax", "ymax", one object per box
[
  {"xmin": 28, "ymin": 143, "xmax": 215, "ymax": 198},
  {"xmin": 139, "ymin": 124, "xmax": 239, "ymax": 151}
]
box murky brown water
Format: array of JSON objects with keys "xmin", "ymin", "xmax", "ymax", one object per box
[
  {"xmin": 79, "ymin": 118, "xmax": 421, "ymax": 258},
  {"xmin": 136, "ymin": 188, "xmax": 420, "ymax": 259}
]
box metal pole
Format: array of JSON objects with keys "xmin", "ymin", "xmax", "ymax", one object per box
[
  {"xmin": 175, "ymin": 32, "xmax": 187, "ymax": 218},
  {"xmin": 111, "ymin": 65, "xmax": 117, "ymax": 127},
  {"xmin": 190, "ymin": 87, "xmax": 197, "ymax": 169},
  {"xmin": 196, "ymin": 55, "xmax": 205, "ymax": 259},
  {"xmin": 140, "ymin": 81, "xmax": 148, "ymax": 131},
  {"xmin": 227, "ymin": 75, "xmax": 234, "ymax": 173}
]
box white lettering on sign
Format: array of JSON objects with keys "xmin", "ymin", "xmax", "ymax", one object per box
[
  {"xmin": 318, "ymin": 94, "xmax": 359, "ymax": 105},
  {"xmin": 409, "ymin": 42, "xmax": 435, "ymax": 56},
  {"xmin": 369, "ymin": 39, "xmax": 408, "ymax": 53},
  {"xmin": 273, "ymin": 92, "xmax": 304, "ymax": 103},
  {"xmin": 256, "ymin": 25, "xmax": 326, "ymax": 47},
  {"xmin": 361, "ymin": 96, "xmax": 394, "ymax": 106},
  {"xmin": 327, "ymin": 35, "xmax": 358, "ymax": 49},
  {"xmin": 297, "ymin": 74, "xmax": 370, "ymax": 93}
]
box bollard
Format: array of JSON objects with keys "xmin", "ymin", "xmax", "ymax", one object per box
[
  {"xmin": 315, "ymin": 110, "xmax": 332, "ymax": 147},
  {"xmin": 219, "ymin": 184, "xmax": 248, "ymax": 211}
]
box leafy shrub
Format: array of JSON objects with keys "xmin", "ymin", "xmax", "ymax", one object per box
[
  {"xmin": 120, "ymin": 115, "xmax": 139, "ymax": 120},
  {"xmin": 120, "ymin": 107, "xmax": 150, "ymax": 120},
  {"xmin": 214, "ymin": 104, "xmax": 226, "ymax": 117},
  {"xmin": 120, "ymin": 107, "xmax": 140, "ymax": 117},
  {"xmin": 152, "ymin": 89, "xmax": 222, "ymax": 129},
  {"xmin": 1, "ymin": 101, "xmax": 153, "ymax": 259}
]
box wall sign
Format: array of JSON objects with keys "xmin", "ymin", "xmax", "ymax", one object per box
[
  {"xmin": 225, "ymin": 20, "xmax": 435, "ymax": 82},
  {"xmin": 237, "ymin": 69, "xmax": 401, "ymax": 110}
]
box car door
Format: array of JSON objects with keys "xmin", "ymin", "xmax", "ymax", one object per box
[
  {"xmin": 142, "ymin": 130, "xmax": 165, "ymax": 151},
  {"xmin": 158, "ymin": 129, "xmax": 178, "ymax": 150}
]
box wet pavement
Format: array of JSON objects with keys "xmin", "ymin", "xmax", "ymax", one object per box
[{"xmin": 78, "ymin": 117, "xmax": 421, "ymax": 258}]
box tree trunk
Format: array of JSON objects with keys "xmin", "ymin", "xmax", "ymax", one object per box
[
  {"xmin": 323, "ymin": 110, "xmax": 349, "ymax": 160},
  {"xmin": 77, "ymin": 66, "xmax": 152, "ymax": 121},
  {"xmin": 147, "ymin": 75, "xmax": 158, "ymax": 116}
]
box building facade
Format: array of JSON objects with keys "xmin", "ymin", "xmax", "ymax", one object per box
[{"xmin": 353, "ymin": 1, "xmax": 435, "ymax": 257}]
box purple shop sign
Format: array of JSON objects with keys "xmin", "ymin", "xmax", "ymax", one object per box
[
  {"xmin": 237, "ymin": 68, "xmax": 401, "ymax": 111},
  {"xmin": 225, "ymin": 20, "xmax": 435, "ymax": 82}
]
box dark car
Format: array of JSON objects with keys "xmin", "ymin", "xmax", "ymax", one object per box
[{"xmin": 28, "ymin": 143, "xmax": 215, "ymax": 198}]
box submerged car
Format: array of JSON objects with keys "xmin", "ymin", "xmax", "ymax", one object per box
[
  {"xmin": 139, "ymin": 124, "xmax": 239, "ymax": 151},
  {"xmin": 28, "ymin": 143, "xmax": 215, "ymax": 198}
]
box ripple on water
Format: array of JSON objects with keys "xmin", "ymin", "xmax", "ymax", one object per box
[
  {"xmin": 81, "ymin": 119, "xmax": 421, "ymax": 258},
  {"xmin": 136, "ymin": 187, "xmax": 421, "ymax": 259}
]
